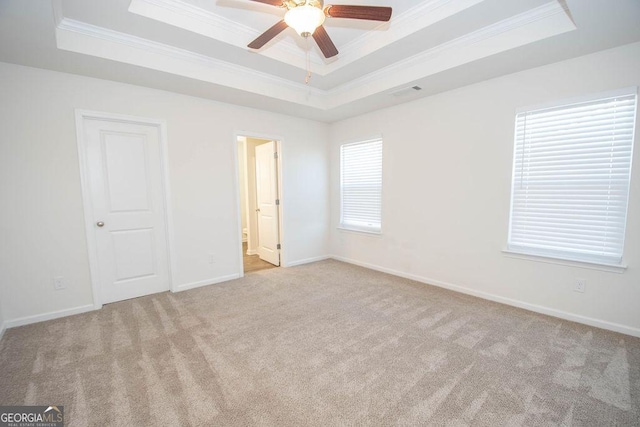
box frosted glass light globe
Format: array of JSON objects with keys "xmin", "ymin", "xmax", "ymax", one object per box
[{"xmin": 284, "ymin": 5, "xmax": 325, "ymax": 37}]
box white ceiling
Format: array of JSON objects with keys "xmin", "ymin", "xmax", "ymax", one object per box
[{"xmin": 0, "ymin": 0, "xmax": 639, "ymax": 122}]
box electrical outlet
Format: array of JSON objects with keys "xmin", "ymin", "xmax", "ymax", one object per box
[
  {"xmin": 574, "ymin": 279, "xmax": 586, "ymax": 293},
  {"xmin": 54, "ymin": 276, "xmax": 66, "ymax": 290},
  {"xmin": 208, "ymin": 253, "xmax": 216, "ymax": 264}
]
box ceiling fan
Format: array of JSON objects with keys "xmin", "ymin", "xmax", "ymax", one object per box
[{"xmin": 247, "ymin": 0, "xmax": 392, "ymax": 58}]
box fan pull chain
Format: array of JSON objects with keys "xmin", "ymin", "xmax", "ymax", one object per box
[{"xmin": 305, "ymin": 36, "xmax": 312, "ymax": 84}]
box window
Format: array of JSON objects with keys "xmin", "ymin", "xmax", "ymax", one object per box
[
  {"xmin": 508, "ymin": 89, "xmax": 637, "ymax": 266},
  {"xmin": 340, "ymin": 138, "xmax": 383, "ymax": 233}
]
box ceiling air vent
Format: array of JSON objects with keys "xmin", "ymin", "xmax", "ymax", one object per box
[{"xmin": 391, "ymin": 86, "xmax": 423, "ymax": 98}]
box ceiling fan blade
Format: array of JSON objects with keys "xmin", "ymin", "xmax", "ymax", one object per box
[
  {"xmin": 248, "ymin": 20, "xmax": 288, "ymax": 49},
  {"xmin": 313, "ymin": 25, "xmax": 338, "ymax": 58},
  {"xmin": 248, "ymin": 0, "xmax": 284, "ymax": 6},
  {"xmin": 325, "ymin": 5, "xmax": 392, "ymax": 21}
]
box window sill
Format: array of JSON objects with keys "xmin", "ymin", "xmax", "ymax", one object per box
[
  {"xmin": 502, "ymin": 249, "xmax": 627, "ymax": 274},
  {"xmin": 337, "ymin": 227, "xmax": 382, "ymax": 237}
]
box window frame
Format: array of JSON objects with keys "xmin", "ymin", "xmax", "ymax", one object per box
[
  {"xmin": 505, "ymin": 87, "xmax": 638, "ymax": 269},
  {"xmin": 339, "ymin": 137, "xmax": 384, "ymax": 234}
]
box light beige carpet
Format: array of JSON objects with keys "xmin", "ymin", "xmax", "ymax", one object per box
[{"xmin": 0, "ymin": 260, "xmax": 638, "ymax": 426}]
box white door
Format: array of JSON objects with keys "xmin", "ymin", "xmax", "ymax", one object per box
[
  {"xmin": 255, "ymin": 141, "xmax": 280, "ymax": 266},
  {"xmin": 82, "ymin": 118, "xmax": 171, "ymax": 304}
]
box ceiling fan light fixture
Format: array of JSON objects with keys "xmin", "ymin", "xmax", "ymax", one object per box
[{"xmin": 284, "ymin": 5, "xmax": 325, "ymax": 37}]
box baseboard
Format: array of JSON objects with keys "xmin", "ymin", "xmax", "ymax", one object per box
[
  {"xmin": 331, "ymin": 255, "xmax": 640, "ymax": 338},
  {"xmin": 2, "ymin": 273, "xmax": 242, "ymax": 330},
  {"xmin": 176, "ymin": 273, "xmax": 241, "ymax": 292},
  {"xmin": 3, "ymin": 304, "xmax": 97, "ymax": 330},
  {"xmin": 246, "ymin": 250, "xmax": 257, "ymax": 256},
  {"xmin": 0, "ymin": 321, "xmax": 6, "ymax": 342},
  {"xmin": 285, "ymin": 255, "xmax": 331, "ymax": 267}
]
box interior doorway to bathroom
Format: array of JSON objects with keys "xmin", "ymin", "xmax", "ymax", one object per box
[{"xmin": 237, "ymin": 136, "xmax": 281, "ymax": 273}]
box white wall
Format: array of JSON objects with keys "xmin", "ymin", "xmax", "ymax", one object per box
[
  {"xmin": 329, "ymin": 42, "xmax": 640, "ymax": 336},
  {"xmin": 0, "ymin": 61, "xmax": 329, "ymax": 324},
  {"xmin": 237, "ymin": 138, "xmax": 248, "ymax": 238},
  {"xmin": 2, "ymin": 42, "xmax": 639, "ymax": 336}
]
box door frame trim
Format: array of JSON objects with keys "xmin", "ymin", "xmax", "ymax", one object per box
[
  {"xmin": 75, "ymin": 109, "xmax": 177, "ymax": 309},
  {"xmin": 233, "ymin": 131, "xmax": 285, "ymax": 276}
]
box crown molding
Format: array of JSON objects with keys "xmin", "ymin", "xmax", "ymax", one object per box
[
  {"xmin": 324, "ymin": 0, "xmax": 487, "ymax": 74},
  {"xmin": 128, "ymin": 0, "xmax": 487, "ymax": 76},
  {"xmin": 54, "ymin": 1, "xmax": 574, "ymax": 112},
  {"xmin": 55, "ymin": 18, "xmax": 328, "ymax": 108},
  {"xmin": 326, "ymin": 0, "xmax": 576, "ymax": 107},
  {"xmin": 128, "ymin": 0, "xmax": 322, "ymax": 72}
]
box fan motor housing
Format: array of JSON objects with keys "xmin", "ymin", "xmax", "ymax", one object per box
[{"xmin": 285, "ymin": 0, "xmax": 323, "ymax": 10}]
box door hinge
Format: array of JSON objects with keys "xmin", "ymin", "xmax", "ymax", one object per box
[
  {"xmin": 277, "ymin": 244, "xmax": 281, "ymax": 250},
  {"xmin": 275, "ymin": 199, "xmax": 280, "ymax": 205},
  {"xmin": 274, "ymin": 152, "xmax": 278, "ymax": 159}
]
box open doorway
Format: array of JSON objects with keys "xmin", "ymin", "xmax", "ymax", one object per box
[{"xmin": 237, "ymin": 136, "xmax": 282, "ymax": 273}]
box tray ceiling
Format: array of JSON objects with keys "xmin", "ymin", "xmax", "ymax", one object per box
[{"xmin": 1, "ymin": 0, "xmax": 639, "ymax": 121}]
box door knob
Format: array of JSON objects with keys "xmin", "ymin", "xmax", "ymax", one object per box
[
  {"xmin": 256, "ymin": 209, "xmax": 261, "ymax": 212},
  {"xmin": 96, "ymin": 221, "xmax": 105, "ymax": 227}
]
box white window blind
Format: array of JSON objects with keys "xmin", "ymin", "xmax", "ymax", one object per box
[
  {"xmin": 340, "ymin": 138, "xmax": 383, "ymax": 233},
  {"xmin": 508, "ymin": 91, "xmax": 637, "ymax": 265}
]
